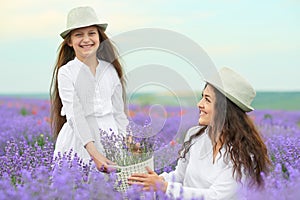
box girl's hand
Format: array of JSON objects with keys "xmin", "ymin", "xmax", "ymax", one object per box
[
  {"xmin": 93, "ymin": 153, "xmax": 117, "ymax": 173},
  {"xmin": 85, "ymin": 141, "xmax": 116, "ymax": 173},
  {"xmin": 128, "ymin": 166, "xmax": 168, "ymax": 192}
]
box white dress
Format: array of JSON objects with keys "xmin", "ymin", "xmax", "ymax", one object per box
[
  {"xmin": 53, "ymin": 57, "xmax": 128, "ymax": 164},
  {"xmin": 161, "ymin": 126, "xmax": 245, "ymax": 200}
]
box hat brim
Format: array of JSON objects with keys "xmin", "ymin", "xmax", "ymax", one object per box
[
  {"xmin": 60, "ymin": 23, "xmax": 108, "ymax": 39},
  {"xmin": 207, "ymin": 81, "xmax": 254, "ymax": 112},
  {"xmin": 223, "ymin": 90, "xmax": 254, "ymax": 112}
]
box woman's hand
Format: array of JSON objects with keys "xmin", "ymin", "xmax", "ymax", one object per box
[
  {"xmin": 128, "ymin": 166, "xmax": 168, "ymax": 192},
  {"xmin": 85, "ymin": 141, "xmax": 116, "ymax": 172}
]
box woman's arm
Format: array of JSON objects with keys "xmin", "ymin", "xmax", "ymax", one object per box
[
  {"xmin": 128, "ymin": 167, "xmax": 168, "ymax": 192},
  {"xmin": 165, "ymin": 165, "xmax": 240, "ymax": 200},
  {"xmin": 129, "ymin": 164, "xmax": 239, "ymax": 200},
  {"xmin": 128, "ymin": 126, "xmax": 201, "ymax": 191},
  {"xmin": 128, "ymin": 155, "xmax": 188, "ymax": 191},
  {"xmin": 128, "ymin": 141, "xmax": 190, "ymax": 193}
]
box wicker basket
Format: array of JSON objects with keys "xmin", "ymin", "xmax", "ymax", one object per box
[{"xmin": 114, "ymin": 156, "xmax": 154, "ymax": 192}]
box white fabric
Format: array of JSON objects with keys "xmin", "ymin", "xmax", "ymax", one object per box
[
  {"xmin": 160, "ymin": 126, "xmax": 243, "ymax": 200},
  {"xmin": 53, "ymin": 57, "xmax": 128, "ymax": 163}
]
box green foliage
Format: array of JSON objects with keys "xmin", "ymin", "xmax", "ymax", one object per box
[
  {"xmin": 264, "ymin": 114, "xmax": 273, "ymax": 119},
  {"xmin": 281, "ymin": 163, "xmax": 290, "ymax": 180},
  {"xmin": 20, "ymin": 107, "xmax": 28, "ymax": 116},
  {"xmin": 24, "ymin": 134, "xmax": 51, "ymax": 149},
  {"xmin": 36, "ymin": 134, "xmax": 45, "ymax": 147},
  {"xmin": 11, "ymin": 175, "xmax": 17, "ymax": 186},
  {"xmin": 270, "ymin": 154, "xmax": 276, "ymax": 163}
]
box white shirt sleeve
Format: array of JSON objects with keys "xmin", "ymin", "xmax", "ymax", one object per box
[
  {"xmin": 159, "ymin": 127, "xmax": 193, "ymax": 188},
  {"xmin": 160, "ymin": 156, "xmax": 189, "ymax": 184},
  {"xmin": 161, "ymin": 126, "xmax": 240, "ymax": 200},
  {"xmin": 111, "ymin": 79, "xmax": 129, "ymax": 137},
  {"xmin": 165, "ymin": 164, "xmax": 239, "ymax": 200},
  {"xmin": 58, "ymin": 67, "xmax": 95, "ymax": 146}
]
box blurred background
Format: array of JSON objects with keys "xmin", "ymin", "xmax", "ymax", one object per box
[{"xmin": 0, "ymin": 0, "xmax": 299, "ymax": 109}]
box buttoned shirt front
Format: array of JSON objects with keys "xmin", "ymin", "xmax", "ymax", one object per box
[{"xmin": 57, "ymin": 57, "xmax": 128, "ymax": 147}]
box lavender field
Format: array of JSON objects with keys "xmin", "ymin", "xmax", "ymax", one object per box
[{"xmin": 0, "ymin": 97, "xmax": 300, "ymax": 199}]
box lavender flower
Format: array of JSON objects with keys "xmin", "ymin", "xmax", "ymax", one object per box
[
  {"xmin": 99, "ymin": 121, "xmax": 154, "ymax": 167},
  {"xmin": 1, "ymin": 97, "xmax": 300, "ymax": 199}
]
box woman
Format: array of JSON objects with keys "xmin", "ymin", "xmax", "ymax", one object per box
[
  {"xmin": 128, "ymin": 67, "xmax": 271, "ymax": 199},
  {"xmin": 50, "ymin": 6, "xmax": 128, "ymax": 171}
]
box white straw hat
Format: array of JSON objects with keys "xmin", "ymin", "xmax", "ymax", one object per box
[
  {"xmin": 60, "ymin": 6, "xmax": 108, "ymax": 39},
  {"xmin": 206, "ymin": 67, "xmax": 256, "ymax": 112}
]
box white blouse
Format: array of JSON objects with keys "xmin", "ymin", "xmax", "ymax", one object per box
[
  {"xmin": 161, "ymin": 126, "xmax": 244, "ymax": 200},
  {"xmin": 57, "ymin": 57, "xmax": 128, "ymax": 147}
]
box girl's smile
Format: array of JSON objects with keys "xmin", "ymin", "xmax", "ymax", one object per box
[{"xmin": 68, "ymin": 26, "xmax": 100, "ymax": 61}]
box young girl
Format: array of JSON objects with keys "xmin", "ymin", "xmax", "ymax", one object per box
[
  {"xmin": 50, "ymin": 6, "xmax": 128, "ymax": 171},
  {"xmin": 128, "ymin": 67, "xmax": 271, "ymax": 199}
]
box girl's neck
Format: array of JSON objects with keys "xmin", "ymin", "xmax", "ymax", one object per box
[
  {"xmin": 77, "ymin": 56, "xmax": 99, "ymax": 69},
  {"xmin": 77, "ymin": 56, "xmax": 99, "ymax": 76},
  {"xmin": 86, "ymin": 59, "xmax": 99, "ymax": 70}
]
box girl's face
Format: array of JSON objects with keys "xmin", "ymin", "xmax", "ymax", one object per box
[
  {"xmin": 197, "ymin": 84, "xmax": 216, "ymax": 126},
  {"xmin": 68, "ymin": 26, "xmax": 100, "ymax": 61}
]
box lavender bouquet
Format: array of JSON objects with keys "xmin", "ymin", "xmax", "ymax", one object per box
[{"xmin": 100, "ymin": 121, "xmax": 155, "ymax": 191}]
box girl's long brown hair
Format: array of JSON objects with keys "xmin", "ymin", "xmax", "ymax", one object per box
[
  {"xmin": 179, "ymin": 84, "xmax": 271, "ymax": 187},
  {"xmin": 50, "ymin": 27, "xmax": 125, "ymax": 139}
]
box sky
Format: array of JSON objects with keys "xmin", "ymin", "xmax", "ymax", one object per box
[{"xmin": 0, "ymin": 0, "xmax": 299, "ymax": 94}]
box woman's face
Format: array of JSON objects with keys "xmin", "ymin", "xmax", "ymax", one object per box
[
  {"xmin": 68, "ymin": 26, "xmax": 100, "ymax": 62},
  {"xmin": 197, "ymin": 84, "xmax": 216, "ymax": 126}
]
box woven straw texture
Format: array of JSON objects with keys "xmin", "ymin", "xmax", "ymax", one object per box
[{"xmin": 114, "ymin": 156, "xmax": 154, "ymax": 192}]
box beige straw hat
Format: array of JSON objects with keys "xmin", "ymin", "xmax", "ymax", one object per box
[
  {"xmin": 60, "ymin": 6, "xmax": 108, "ymax": 39},
  {"xmin": 206, "ymin": 67, "xmax": 256, "ymax": 112}
]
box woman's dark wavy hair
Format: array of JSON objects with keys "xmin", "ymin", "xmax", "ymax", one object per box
[
  {"xmin": 179, "ymin": 83, "xmax": 271, "ymax": 187},
  {"xmin": 50, "ymin": 26, "xmax": 126, "ymax": 139}
]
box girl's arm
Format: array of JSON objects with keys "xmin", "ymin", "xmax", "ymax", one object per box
[
  {"xmin": 111, "ymin": 82, "xmax": 129, "ymax": 136},
  {"xmin": 85, "ymin": 141, "xmax": 115, "ymax": 171},
  {"xmin": 58, "ymin": 67, "xmax": 113, "ymax": 170},
  {"xmin": 58, "ymin": 67, "xmax": 95, "ymax": 146}
]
